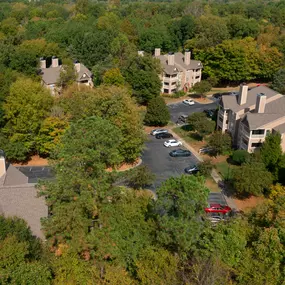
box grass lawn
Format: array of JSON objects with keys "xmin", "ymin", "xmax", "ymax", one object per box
[
  {"xmin": 205, "ymin": 177, "xmax": 220, "ymax": 192},
  {"xmin": 215, "ymin": 161, "xmax": 238, "ymax": 180}
]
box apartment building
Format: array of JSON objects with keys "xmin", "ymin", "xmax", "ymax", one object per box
[
  {"xmin": 39, "ymin": 57, "xmax": 93, "ymax": 95},
  {"xmin": 217, "ymin": 84, "xmax": 285, "ymax": 152},
  {"xmin": 153, "ymin": 48, "xmax": 203, "ymax": 94}
]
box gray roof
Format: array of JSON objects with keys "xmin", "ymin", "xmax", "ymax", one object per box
[
  {"xmin": 273, "ymin": 122, "xmax": 285, "ymax": 134},
  {"xmin": 221, "ymin": 86, "xmax": 280, "ymax": 112},
  {"xmin": 41, "ymin": 66, "xmax": 61, "ymax": 85},
  {"xmin": 242, "ymin": 113, "xmax": 283, "ymax": 130},
  {"xmin": 0, "ymin": 164, "xmax": 48, "ymax": 238},
  {"xmin": 0, "ymin": 185, "xmax": 47, "ymax": 239},
  {"xmin": 155, "ymin": 52, "xmax": 203, "ymax": 75},
  {"xmin": 77, "ymin": 63, "xmax": 92, "ymax": 82},
  {"xmin": 41, "ymin": 63, "xmax": 92, "ymax": 85}
]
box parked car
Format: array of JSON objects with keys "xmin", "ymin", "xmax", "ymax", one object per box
[
  {"xmin": 184, "ymin": 165, "xmax": 199, "ymax": 174},
  {"xmin": 207, "ymin": 215, "xmax": 225, "ymax": 224},
  {"xmin": 150, "ymin": 129, "xmax": 168, "ymax": 136},
  {"xmin": 164, "ymin": 139, "xmax": 182, "ymax": 147},
  {"xmin": 169, "ymin": 149, "xmax": 191, "ymax": 157},
  {"xmin": 155, "ymin": 132, "xmax": 173, "ymax": 139},
  {"xmin": 203, "ymin": 109, "xmax": 215, "ymax": 118},
  {"xmin": 204, "ymin": 203, "xmax": 232, "ymax": 214},
  {"xmin": 199, "ymin": 147, "xmax": 213, "ymax": 154},
  {"xmin": 212, "ymin": 91, "xmax": 238, "ymax": 99},
  {"xmin": 176, "ymin": 114, "xmax": 188, "ymax": 125},
  {"xmin": 183, "ymin": 99, "xmax": 195, "ymax": 106}
]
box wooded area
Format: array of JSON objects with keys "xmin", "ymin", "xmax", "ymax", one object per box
[{"xmin": 0, "ymin": 0, "xmax": 285, "ymax": 284}]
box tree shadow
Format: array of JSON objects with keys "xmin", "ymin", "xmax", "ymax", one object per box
[{"xmin": 190, "ymin": 133, "xmax": 203, "ymax": 141}]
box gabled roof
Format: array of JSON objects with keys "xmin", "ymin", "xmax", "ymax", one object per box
[
  {"xmin": 155, "ymin": 52, "xmax": 203, "ymax": 75},
  {"xmin": 242, "ymin": 113, "xmax": 283, "ymax": 130},
  {"xmin": 40, "ymin": 62, "xmax": 92, "ymax": 85},
  {"xmin": 221, "ymin": 86, "xmax": 280, "ymax": 112}
]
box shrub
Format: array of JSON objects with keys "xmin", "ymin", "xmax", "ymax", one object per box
[
  {"xmin": 231, "ymin": 150, "xmax": 250, "ymax": 165},
  {"xmin": 198, "ymin": 160, "xmax": 214, "ymax": 177},
  {"xmin": 127, "ymin": 165, "xmax": 156, "ymax": 190}
]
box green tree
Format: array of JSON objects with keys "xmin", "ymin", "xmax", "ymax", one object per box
[
  {"xmin": 232, "ymin": 162, "xmax": 273, "ymax": 197},
  {"xmin": 40, "ymin": 116, "xmax": 123, "ymax": 251},
  {"xmin": 208, "ymin": 131, "xmax": 232, "ymax": 156},
  {"xmin": 36, "ymin": 116, "xmax": 69, "ymax": 157},
  {"xmin": 144, "ymin": 96, "xmax": 170, "ymax": 126},
  {"xmin": 1, "ymin": 78, "xmax": 53, "ymax": 161},
  {"xmin": 260, "ymin": 132, "xmax": 283, "ymax": 179},
  {"xmin": 127, "ymin": 165, "xmax": 156, "ymax": 190},
  {"xmin": 198, "ymin": 160, "xmax": 214, "ymax": 177},
  {"xmin": 57, "ymin": 59, "xmax": 77, "ymax": 89},
  {"xmin": 187, "ymin": 112, "xmax": 215, "ymax": 139},
  {"xmin": 60, "ymin": 85, "xmax": 144, "ymax": 162},
  {"xmin": 123, "ymin": 55, "xmax": 161, "ymax": 104},
  {"xmin": 103, "ymin": 68, "xmax": 125, "ymax": 86},
  {"xmin": 271, "ymin": 68, "xmax": 285, "ymax": 94},
  {"xmin": 155, "ymin": 175, "xmax": 209, "ymax": 254},
  {"xmin": 191, "ymin": 80, "xmax": 212, "ymax": 98},
  {"xmin": 136, "ymin": 247, "xmax": 178, "ymax": 285},
  {"xmin": 231, "ymin": 149, "xmax": 250, "ymax": 165}
]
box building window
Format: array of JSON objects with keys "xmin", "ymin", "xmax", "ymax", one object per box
[
  {"xmin": 165, "ymin": 74, "xmax": 171, "ymax": 78},
  {"xmin": 163, "ymin": 89, "xmax": 169, "ymax": 93},
  {"xmin": 251, "ymin": 142, "xmax": 262, "ymax": 148},
  {"xmin": 195, "ymin": 76, "xmax": 200, "ymax": 79},
  {"xmin": 171, "ymin": 89, "xmax": 177, "ymax": 93},
  {"xmin": 164, "ymin": 82, "xmax": 169, "ymax": 85},
  {"xmin": 219, "ymin": 116, "xmax": 223, "ymax": 123},
  {"xmin": 171, "ymin": 82, "xmax": 176, "ymax": 85},
  {"xmin": 252, "ymin": 129, "xmax": 265, "ymax": 135}
]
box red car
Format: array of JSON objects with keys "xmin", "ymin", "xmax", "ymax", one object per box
[{"xmin": 205, "ymin": 204, "xmax": 231, "ymax": 214}]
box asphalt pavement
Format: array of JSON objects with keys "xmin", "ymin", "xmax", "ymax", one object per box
[
  {"xmin": 168, "ymin": 100, "xmax": 218, "ymax": 123},
  {"xmin": 141, "ymin": 134, "xmax": 199, "ymax": 190}
]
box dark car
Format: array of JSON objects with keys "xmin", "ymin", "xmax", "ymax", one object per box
[
  {"xmin": 203, "ymin": 109, "xmax": 216, "ymax": 118},
  {"xmin": 155, "ymin": 132, "xmax": 173, "ymax": 139},
  {"xmin": 169, "ymin": 149, "xmax": 191, "ymax": 157},
  {"xmin": 184, "ymin": 165, "xmax": 199, "ymax": 174}
]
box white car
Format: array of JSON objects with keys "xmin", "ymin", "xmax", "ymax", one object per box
[
  {"xmin": 183, "ymin": 99, "xmax": 195, "ymax": 106},
  {"xmin": 164, "ymin": 139, "xmax": 182, "ymax": 147},
  {"xmin": 150, "ymin": 129, "xmax": 168, "ymax": 136}
]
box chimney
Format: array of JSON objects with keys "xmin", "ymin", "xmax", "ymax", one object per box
[
  {"xmin": 52, "ymin": 56, "xmax": 59, "ymax": 68},
  {"xmin": 184, "ymin": 50, "xmax": 191, "ymax": 65},
  {"xmin": 154, "ymin": 48, "xmax": 161, "ymax": 57},
  {"xmin": 238, "ymin": 84, "xmax": 248, "ymax": 105},
  {"xmin": 74, "ymin": 62, "xmax": 80, "ymax": 73},
  {"xmin": 40, "ymin": 57, "xmax": 46, "ymax": 69},
  {"xmin": 168, "ymin": 52, "xmax": 175, "ymax": 66},
  {"xmin": 255, "ymin": 93, "xmax": 267, "ymax": 113},
  {"xmin": 0, "ymin": 150, "xmax": 6, "ymax": 178}
]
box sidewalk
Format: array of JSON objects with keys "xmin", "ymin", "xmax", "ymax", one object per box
[{"xmin": 169, "ymin": 127, "xmax": 238, "ymax": 210}]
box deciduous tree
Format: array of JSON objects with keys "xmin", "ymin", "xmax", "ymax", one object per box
[
  {"xmin": 208, "ymin": 131, "xmax": 232, "ymax": 156},
  {"xmin": 144, "ymin": 96, "xmax": 170, "ymax": 126}
]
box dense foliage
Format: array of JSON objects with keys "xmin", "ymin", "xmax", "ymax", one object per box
[{"xmin": 1, "ymin": 0, "xmax": 285, "ymax": 284}]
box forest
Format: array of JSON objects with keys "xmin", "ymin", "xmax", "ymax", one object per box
[{"xmin": 0, "ymin": 0, "xmax": 285, "ymax": 284}]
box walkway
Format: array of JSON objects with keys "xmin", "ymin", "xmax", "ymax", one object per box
[{"xmin": 169, "ymin": 127, "xmax": 238, "ymax": 210}]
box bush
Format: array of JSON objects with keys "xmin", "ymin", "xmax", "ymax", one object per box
[
  {"xmin": 231, "ymin": 150, "xmax": 250, "ymax": 165},
  {"xmin": 144, "ymin": 97, "xmax": 170, "ymax": 126},
  {"xmin": 198, "ymin": 160, "xmax": 214, "ymax": 177}
]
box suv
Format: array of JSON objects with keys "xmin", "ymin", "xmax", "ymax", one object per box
[{"xmin": 177, "ymin": 115, "xmax": 188, "ymax": 124}]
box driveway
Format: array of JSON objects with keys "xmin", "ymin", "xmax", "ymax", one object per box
[
  {"xmin": 141, "ymin": 134, "xmax": 199, "ymax": 190},
  {"xmin": 168, "ymin": 100, "xmax": 218, "ymax": 123}
]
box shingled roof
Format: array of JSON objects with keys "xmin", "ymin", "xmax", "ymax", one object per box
[{"xmin": 155, "ymin": 52, "xmax": 203, "ymax": 75}]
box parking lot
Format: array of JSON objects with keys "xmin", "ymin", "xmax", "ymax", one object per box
[
  {"xmin": 168, "ymin": 100, "xmax": 217, "ymax": 123},
  {"xmin": 141, "ymin": 134, "xmax": 199, "ymax": 190}
]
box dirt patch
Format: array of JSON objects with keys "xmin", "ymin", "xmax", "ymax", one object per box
[
  {"xmin": 13, "ymin": 155, "xmax": 48, "ymax": 166},
  {"xmin": 106, "ymin": 158, "xmax": 141, "ymax": 172},
  {"xmin": 234, "ymin": 196, "xmax": 266, "ymax": 213},
  {"xmin": 205, "ymin": 177, "xmax": 220, "ymax": 192}
]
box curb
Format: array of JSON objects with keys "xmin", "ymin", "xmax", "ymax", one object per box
[{"xmin": 170, "ymin": 128, "xmax": 238, "ymax": 210}]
